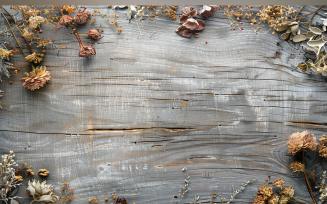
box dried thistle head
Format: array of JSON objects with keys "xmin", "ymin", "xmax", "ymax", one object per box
[
  {"xmin": 267, "ymin": 194, "xmax": 279, "ymax": 204},
  {"xmin": 73, "ymin": 8, "xmax": 91, "ymax": 25},
  {"xmin": 286, "ymin": 130, "xmax": 317, "ymax": 155},
  {"xmin": 79, "ymin": 45, "xmax": 96, "ymax": 58},
  {"xmin": 199, "ymin": 5, "xmax": 217, "ymax": 18},
  {"xmin": 271, "ymin": 178, "xmax": 285, "ymax": 189},
  {"xmin": 25, "ymin": 52, "xmax": 44, "ymax": 64},
  {"xmin": 88, "ymin": 29, "xmax": 101, "ymax": 40},
  {"xmin": 289, "ymin": 160, "xmax": 305, "ymax": 173},
  {"xmin": 279, "ymin": 186, "xmax": 294, "ymax": 197},
  {"xmin": 21, "ymin": 66, "xmax": 51, "ymax": 90},
  {"xmin": 257, "ymin": 185, "xmax": 273, "ymax": 200}
]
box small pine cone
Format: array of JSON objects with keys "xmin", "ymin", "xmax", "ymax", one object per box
[
  {"xmin": 79, "ymin": 45, "xmax": 96, "ymax": 57},
  {"xmin": 74, "ymin": 8, "xmax": 91, "ymax": 25},
  {"xmin": 88, "ymin": 29, "xmax": 101, "ymax": 40}
]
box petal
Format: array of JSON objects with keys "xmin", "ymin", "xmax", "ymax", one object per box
[
  {"xmin": 41, "ymin": 187, "xmax": 50, "ymax": 194},
  {"xmin": 182, "ymin": 29, "xmax": 193, "ymax": 37},
  {"xmin": 27, "ymin": 180, "xmax": 35, "ymax": 196},
  {"xmin": 190, "ymin": 9, "xmax": 197, "ymax": 17},
  {"xmin": 34, "ymin": 180, "xmax": 41, "ymax": 193},
  {"xmin": 181, "ymin": 7, "xmax": 191, "ymax": 15},
  {"xmin": 39, "ymin": 195, "xmax": 53, "ymax": 201},
  {"xmin": 183, "ymin": 19, "xmax": 199, "ymax": 30},
  {"xmin": 179, "ymin": 15, "xmax": 189, "ymax": 24},
  {"xmin": 195, "ymin": 20, "xmax": 205, "ymax": 31}
]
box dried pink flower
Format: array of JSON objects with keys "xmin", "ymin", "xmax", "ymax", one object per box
[
  {"xmin": 199, "ymin": 5, "xmax": 217, "ymax": 18},
  {"xmin": 286, "ymin": 130, "xmax": 317, "ymax": 155},
  {"xmin": 79, "ymin": 45, "xmax": 96, "ymax": 57},
  {"xmin": 57, "ymin": 15, "xmax": 74, "ymax": 33},
  {"xmin": 176, "ymin": 19, "xmax": 205, "ymax": 38},
  {"xmin": 88, "ymin": 29, "xmax": 101, "ymax": 40},
  {"xmin": 74, "ymin": 8, "xmax": 91, "ymax": 25},
  {"xmin": 21, "ymin": 66, "xmax": 51, "ymax": 90},
  {"xmin": 179, "ymin": 6, "xmax": 197, "ymax": 23}
]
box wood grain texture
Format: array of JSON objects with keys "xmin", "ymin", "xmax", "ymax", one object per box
[{"xmin": 1, "ymin": 5, "xmax": 327, "ymax": 204}]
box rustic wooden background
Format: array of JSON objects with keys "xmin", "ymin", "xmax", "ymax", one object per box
[{"xmin": 1, "ymin": 5, "xmax": 327, "ymax": 204}]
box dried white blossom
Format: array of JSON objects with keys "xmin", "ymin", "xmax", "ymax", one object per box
[{"xmin": 29, "ymin": 16, "xmax": 45, "ymax": 30}]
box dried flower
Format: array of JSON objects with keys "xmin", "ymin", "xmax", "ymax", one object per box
[
  {"xmin": 279, "ymin": 186, "xmax": 294, "ymax": 197},
  {"xmin": 0, "ymin": 48, "xmax": 12, "ymax": 60},
  {"xmin": 88, "ymin": 29, "xmax": 101, "ymax": 40},
  {"xmin": 27, "ymin": 179, "xmax": 58, "ymax": 202},
  {"xmin": 176, "ymin": 18, "xmax": 205, "ymax": 38},
  {"xmin": 257, "ymin": 185, "xmax": 273, "ymax": 200},
  {"xmin": 74, "ymin": 8, "xmax": 91, "ymax": 25},
  {"xmin": 199, "ymin": 5, "xmax": 217, "ymax": 18},
  {"xmin": 21, "ymin": 66, "xmax": 51, "ymax": 90},
  {"xmin": 38, "ymin": 169, "xmax": 49, "ymax": 176},
  {"xmin": 79, "ymin": 45, "xmax": 96, "ymax": 57},
  {"xmin": 319, "ymin": 134, "xmax": 327, "ymax": 158},
  {"xmin": 179, "ymin": 6, "xmax": 197, "ymax": 24},
  {"xmin": 57, "ymin": 15, "xmax": 74, "ymax": 32},
  {"xmin": 63, "ymin": 5, "xmax": 76, "ymax": 15},
  {"xmin": 29, "ymin": 16, "xmax": 45, "ymax": 29},
  {"xmin": 271, "ymin": 178, "xmax": 285, "ymax": 189},
  {"xmin": 36, "ymin": 38, "xmax": 52, "ymax": 48},
  {"xmin": 289, "ymin": 160, "xmax": 305, "ymax": 173},
  {"xmin": 279, "ymin": 195, "xmax": 290, "ymax": 204},
  {"xmin": 251, "ymin": 195, "xmax": 265, "ymax": 204},
  {"xmin": 25, "ymin": 52, "xmax": 44, "ymax": 64},
  {"xmin": 27, "ymin": 168, "xmax": 35, "ymax": 175},
  {"xmin": 286, "ymin": 130, "xmax": 317, "ymax": 155},
  {"xmin": 267, "ymin": 194, "xmax": 279, "ymax": 204}
]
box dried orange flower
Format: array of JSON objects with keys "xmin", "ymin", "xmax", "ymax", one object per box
[
  {"xmin": 289, "ymin": 160, "xmax": 305, "ymax": 173},
  {"xmin": 21, "ymin": 66, "xmax": 51, "ymax": 90},
  {"xmin": 267, "ymin": 194, "xmax": 279, "ymax": 204},
  {"xmin": 271, "ymin": 178, "xmax": 284, "ymax": 189},
  {"xmin": 286, "ymin": 130, "xmax": 317, "ymax": 155}
]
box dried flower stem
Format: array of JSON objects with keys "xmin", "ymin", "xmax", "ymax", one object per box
[
  {"xmin": 289, "ymin": 199, "xmax": 307, "ymax": 204},
  {"xmin": 294, "ymin": 5, "xmax": 322, "ymax": 21},
  {"xmin": 55, "ymin": 5, "xmax": 64, "ymax": 16},
  {"xmin": 309, "ymin": 5, "xmax": 322, "ymax": 25},
  {"xmin": 293, "ymin": 196, "xmax": 314, "ymax": 204},
  {"xmin": 294, "ymin": 6, "xmax": 306, "ymax": 19},
  {"xmin": 303, "ymin": 151, "xmax": 318, "ymax": 204}
]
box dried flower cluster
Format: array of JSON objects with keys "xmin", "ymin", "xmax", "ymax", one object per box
[
  {"xmin": 176, "ymin": 7, "xmax": 206, "ymax": 38},
  {"xmin": 27, "ymin": 179, "xmax": 59, "ymax": 203},
  {"xmin": 289, "ymin": 160, "xmax": 305, "ymax": 174},
  {"xmin": 21, "ymin": 66, "xmax": 51, "ymax": 90},
  {"xmin": 286, "ymin": 130, "xmax": 317, "ymax": 155},
  {"xmin": 0, "ymin": 42, "xmax": 15, "ymax": 82},
  {"xmin": 59, "ymin": 182, "xmax": 74, "ymax": 203},
  {"xmin": 25, "ymin": 52, "xmax": 44, "ymax": 64},
  {"xmin": 319, "ymin": 134, "xmax": 327, "ymax": 157}
]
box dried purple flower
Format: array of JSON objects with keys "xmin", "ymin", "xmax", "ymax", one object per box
[
  {"xmin": 179, "ymin": 6, "xmax": 197, "ymax": 23},
  {"xmin": 79, "ymin": 45, "xmax": 96, "ymax": 57},
  {"xmin": 199, "ymin": 5, "xmax": 217, "ymax": 18},
  {"xmin": 74, "ymin": 8, "xmax": 91, "ymax": 25},
  {"xmin": 88, "ymin": 29, "xmax": 101, "ymax": 40}
]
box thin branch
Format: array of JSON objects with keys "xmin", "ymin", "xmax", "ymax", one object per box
[{"xmin": 303, "ymin": 151, "xmax": 318, "ymax": 204}]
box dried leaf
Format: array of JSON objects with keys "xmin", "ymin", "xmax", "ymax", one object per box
[
  {"xmin": 309, "ymin": 27, "xmax": 323, "ymax": 35},
  {"xmin": 289, "ymin": 33, "xmax": 294, "ymax": 41},
  {"xmin": 281, "ymin": 32, "xmax": 290, "ymax": 40},
  {"xmin": 291, "ymin": 24, "xmax": 299, "ymax": 35},
  {"xmin": 306, "ymin": 31, "xmax": 316, "ymax": 39},
  {"xmin": 293, "ymin": 34, "xmax": 307, "ymax": 42},
  {"xmin": 11, "ymin": 199, "xmax": 19, "ymax": 204},
  {"xmin": 275, "ymin": 21, "xmax": 297, "ymax": 32},
  {"xmin": 307, "ymin": 37, "xmax": 327, "ymax": 56}
]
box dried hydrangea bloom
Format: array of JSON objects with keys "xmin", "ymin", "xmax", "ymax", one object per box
[
  {"xmin": 24, "ymin": 9, "xmax": 40, "ymax": 17},
  {"xmin": 279, "ymin": 195, "xmax": 290, "ymax": 204},
  {"xmin": 271, "ymin": 178, "xmax": 285, "ymax": 189},
  {"xmin": 29, "ymin": 16, "xmax": 45, "ymax": 30},
  {"xmin": 21, "ymin": 66, "xmax": 51, "ymax": 90},
  {"xmin": 176, "ymin": 19, "xmax": 205, "ymax": 38},
  {"xmin": 179, "ymin": 6, "xmax": 197, "ymax": 23},
  {"xmin": 279, "ymin": 186, "xmax": 294, "ymax": 197},
  {"xmin": 79, "ymin": 45, "xmax": 96, "ymax": 57},
  {"xmin": 251, "ymin": 195, "xmax": 265, "ymax": 204},
  {"xmin": 199, "ymin": 5, "xmax": 217, "ymax": 18},
  {"xmin": 74, "ymin": 8, "xmax": 91, "ymax": 25},
  {"xmin": 22, "ymin": 27, "xmax": 34, "ymax": 40},
  {"xmin": 289, "ymin": 160, "xmax": 305, "ymax": 173},
  {"xmin": 267, "ymin": 194, "xmax": 279, "ymax": 204},
  {"xmin": 286, "ymin": 130, "xmax": 317, "ymax": 155},
  {"xmin": 88, "ymin": 29, "xmax": 101, "ymax": 40},
  {"xmin": 63, "ymin": 5, "xmax": 76, "ymax": 15},
  {"xmin": 57, "ymin": 15, "xmax": 74, "ymax": 32},
  {"xmin": 319, "ymin": 134, "xmax": 327, "ymax": 158},
  {"xmin": 257, "ymin": 185, "xmax": 273, "ymax": 200},
  {"xmin": 25, "ymin": 52, "xmax": 44, "ymax": 64}
]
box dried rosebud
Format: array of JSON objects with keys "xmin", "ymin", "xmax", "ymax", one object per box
[
  {"xmin": 279, "ymin": 186, "xmax": 294, "ymax": 197},
  {"xmin": 74, "ymin": 8, "xmax": 91, "ymax": 25},
  {"xmin": 286, "ymin": 130, "xmax": 317, "ymax": 155},
  {"xmin": 21, "ymin": 66, "xmax": 51, "ymax": 90},
  {"xmin": 289, "ymin": 160, "xmax": 305, "ymax": 173},
  {"xmin": 271, "ymin": 178, "xmax": 285, "ymax": 189},
  {"xmin": 88, "ymin": 29, "xmax": 101, "ymax": 40},
  {"xmin": 179, "ymin": 6, "xmax": 197, "ymax": 24},
  {"xmin": 257, "ymin": 185, "xmax": 273, "ymax": 200},
  {"xmin": 79, "ymin": 45, "xmax": 96, "ymax": 57},
  {"xmin": 57, "ymin": 15, "xmax": 74, "ymax": 33},
  {"xmin": 267, "ymin": 194, "xmax": 279, "ymax": 204},
  {"xmin": 251, "ymin": 195, "xmax": 265, "ymax": 204},
  {"xmin": 199, "ymin": 5, "xmax": 217, "ymax": 18}
]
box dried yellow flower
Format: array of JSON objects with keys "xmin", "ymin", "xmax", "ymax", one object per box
[
  {"xmin": 267, "ymin": 194, "xmax": 279, "ymax": 204},
  {"xmin": 0, "ymin": 48, "xmax": 12, "ymax": 60},
  {"xmin": 257, "ymin": 185, "xmax": 273, "ymax": 200},
  {"xmin": 25, "ymin": 52, "xmax": 44, "ymax": 64},
  {"xmin": 63, "ymin": 5, "xmax": 76, "ymax": 15}
]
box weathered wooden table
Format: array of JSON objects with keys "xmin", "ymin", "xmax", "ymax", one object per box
[{"xmin": 1, "ymin": 5, "xmax": 327, "ymax": 204}]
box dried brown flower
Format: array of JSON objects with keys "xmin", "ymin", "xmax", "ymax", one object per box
[
  {"xmin": 21, "ymin": 66, "xmax": 51, "ymax": 90},
  {"xmin": 279, "ymin": 186, "xmax": 294, "ymax": 197},
  {"xmin": 88, "ymin": 29, "xmax": 101, "ymax": 40},
  {"xmin": 63, "ymin": 5, "xmax": 76, "ymax": 15},
  {"xmin": 319, "ymin": 134, "xmax": 327, "ymax": 158},
  {"xmin": 289, "ymin": 160, "xmax": 305, "ymax": 173},
  {"xmin": 271, "ymin": 178, "xmax": 285, "ymax": 189},
  {"xmin": 251, "ymin": 195, "xmax": 265, "ymax": 204},
  {"xmin": 21, "ymin": 27, "xmax": 34, "ymax": 40},
  {"xmin": 25, "ymin": 52, "xmax": 44, "ymax": 64},
  {"xmin": 257, "ymin": 185, "xmax": 273, "ymax": 200},
  {"xmin": 199, "ymin": 5, "xmax": 217, "ymax": 18},
  {"xmin": 267, "ymin": 194, "xmax": 279, "ymax": 204},
  {"xmin": 79, "ymin": 45, "xmax": 96, "ymax": 57},
  {"xmin": 115, "ymin": 197, "xmax": 127, "ymax": 204},
  {"xmin": 74, "ymin": 8, "xmax": 91, "ymax": 25},
  {"xmin": 57, "ymin": 15, "xmax": 74, "ymax": 32},
  {"xmin": 176, "ymin": 18, "xmax": 205, "ymax": 38},
  {"xmin": 286, "ymin": 130, "xmax": 317, "ymax": 155},
  {"xmin": 179, "ymin": 6, "xmax": 197, "ymax": 24}
]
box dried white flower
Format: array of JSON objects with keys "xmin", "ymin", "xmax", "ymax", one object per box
[
  {"xmin": 27, "ymin": 179, "xmax": 59, "ymax": 202},
  {"xmin": 29, "ymin": 16, "xmax": 45, "ymax": 30}
]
